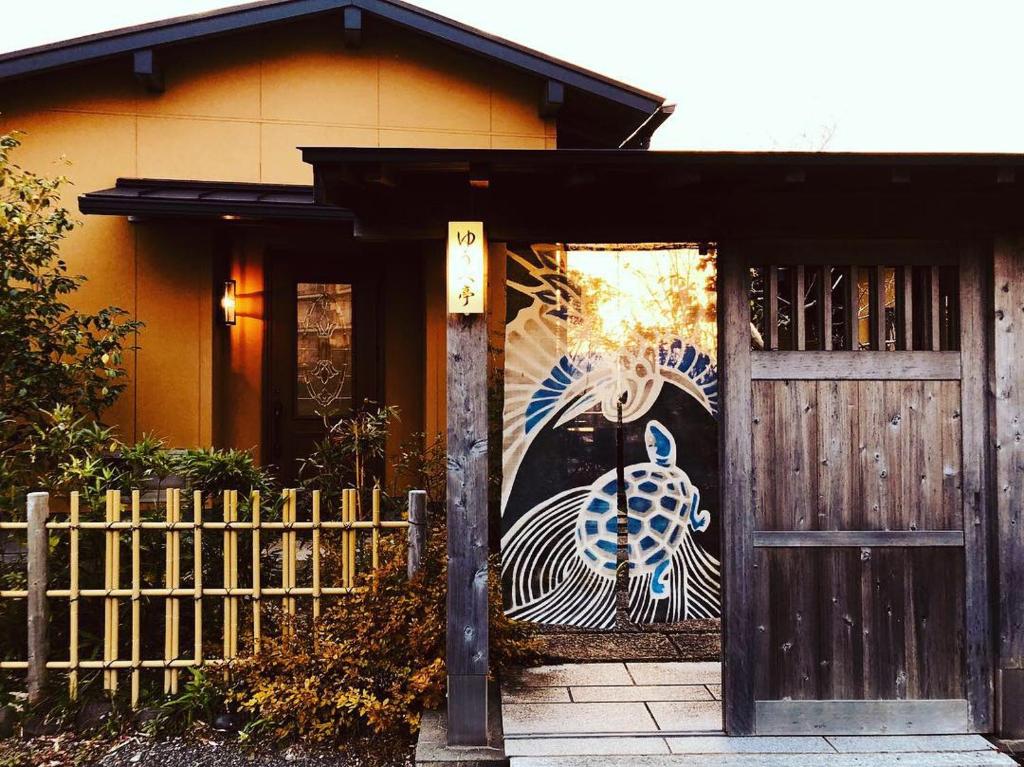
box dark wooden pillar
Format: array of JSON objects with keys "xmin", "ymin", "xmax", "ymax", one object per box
[
  {"xmin": 994, "ymin": 235, "xmax": 1024, "ymax": 737},
  {"xmin": 446, "ymin": 307, "xmax": 490, "ymax": 746},
  {"xmin": 718, "ymin": 245, "xmax": 756, "ymax": 735},
  {"xmin": 959, "ymin": 242, "xmax": 994, "ymax": 733}
]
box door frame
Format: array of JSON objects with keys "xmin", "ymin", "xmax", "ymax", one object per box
[{"xmin": 262, "ymin": 246, "xmax": 385, "ymax": 480}]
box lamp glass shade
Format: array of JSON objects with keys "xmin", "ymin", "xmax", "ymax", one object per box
[{"xmin": 221, "ymin": 280, "xmax": 237, "ymax": 325}]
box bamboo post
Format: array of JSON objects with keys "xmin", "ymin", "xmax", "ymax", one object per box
[
  {"xmin": 230, "ymin": 489, "xmax": 238, "ymax": 659},
  {"xmin": 171, "ymin": 488, "xmax": 181, "ymax": 693},
  {"xmin": 193, "ymin": 491, "xmax": 203, "ymax": 667},
  {"xmin": 287, "ymin": 489, "xmax": 297, "ymax": 620},
  {"xmin": 371, "ymin": 485, "xmax": 381, "ymax": 583},
  {"xmin": 251, "ymin": 490, "xmax": 261, "ymax": 653},
  {"xmin": 26, "ymin": 491, "xmax": 49, "ymax": 707},
  {"xmin": 130, "ymin": 490, "xmax": 141, "ymax": 708},
  {"xmin": 103, "ymin": 490, "xmax": 112, "ymax": 692},
  {"xmin": 104, "ymin": 489, "xmax": 121, "ymax": 693},
  {"xmin": 280, "ymin": 490, "xmax": 289, "ymax": 631},
  {"xmin": 222, "ymin": 490, "xmax": 239, "ymax": 665},
  {"xmin": 407, "ymin": 490, "xmax": 427, "ymax": 580},
  {"xmin": 340, "ymin": 490, "xmax": 349, "ymax": 590},
  {"xmin": 311, "ymin": 490, "xmax": 321, "ymax": 621},
  {"xmin": 348, "ymin": 488, "xmax": 357, "ymax": 587},
  {"xmin": 68, "ymin": 491, "xmax": 79, "ymax": 700},
  {"xmin": 164, "ymin": 488, "xmax": 173, "ymax": 694}
]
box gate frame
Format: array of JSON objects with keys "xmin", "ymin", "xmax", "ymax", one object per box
[{"xmin": 718, "ymin": 239, "xmax": 996, "ymax": 736}]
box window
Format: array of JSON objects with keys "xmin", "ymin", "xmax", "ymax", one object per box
[{"xmin": 296, "ymin": 283, "xmax": 353, "ymax": 417}]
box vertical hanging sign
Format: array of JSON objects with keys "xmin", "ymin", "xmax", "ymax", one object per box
[{"xmin": 447, "ymin": 221, "xmax": 486, "ymax": 314}]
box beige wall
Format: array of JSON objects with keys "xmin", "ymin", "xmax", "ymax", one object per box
[{"xmin": 0, "ymin": 18, "xmax": 555, "ymax": 449}]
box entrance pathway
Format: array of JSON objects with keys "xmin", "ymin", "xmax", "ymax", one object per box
[{"xmin": 501, "ymin": 662, "xmax": 1017, "ymax": 766}]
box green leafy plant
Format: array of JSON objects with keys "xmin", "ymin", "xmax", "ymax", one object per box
[
  {"xmin": 142, "ymin": 668, "xmax": 224, "ymax": 736},
  {"xmin": 300, "ymin": 403, "xmax": 397, "ymax": 514},
  {"xmin": 0, "ymin": 131, "xmax": 142, "ymax": 509}
]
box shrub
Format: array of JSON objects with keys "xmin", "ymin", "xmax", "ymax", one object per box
[
  {"xmin": 0, "ymin": 131, "xmax": 142, "ymax": 508},
  {"xmin": 225, "ymin": 517, "xmax": 535, "ymax": 748}
]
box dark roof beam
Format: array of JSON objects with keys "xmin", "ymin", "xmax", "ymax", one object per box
[
  {"xmin": 343, "ymin": 6, "xmax": 362, "ymax": 48},
  {"xmin": 132, "ymin": 49, "xmax": 163, "ymax": 93},
  {"xmin": 363, "ymin": 163, "xmax": 398, "ymax": 187},
  {"xmin": 539, "ymin": 80, "xmax": 564, "ymax": 118},
  {"xmin": 468, "ymin": 163, "xmax": 490, "ymax": 189}
]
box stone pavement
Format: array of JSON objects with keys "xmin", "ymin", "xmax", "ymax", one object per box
[{"xmin": 501, "ymin": 662, "xmax": 1018, "ymax": 766}]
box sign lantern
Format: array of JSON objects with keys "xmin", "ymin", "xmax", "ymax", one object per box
[{"xmin": 447, "ymin": 221, "xmax": 486, "ymax": 314}]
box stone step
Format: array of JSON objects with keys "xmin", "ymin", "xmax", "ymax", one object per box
[{"xmin": 509, "ymin": 751, "xmax": 1016, "ymax": 767}]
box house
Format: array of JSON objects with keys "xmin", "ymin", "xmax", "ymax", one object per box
[{"xmin": 2, "ymin": 0, "xmax": 1024, "ymax": 750}]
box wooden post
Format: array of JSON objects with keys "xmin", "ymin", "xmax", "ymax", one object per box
[
  {"xmin": 446, "ymin": 308, "xmax": 490, "ymax": 747},
  {"xmin": 959, "ymin": 241, "xmax": 993, "ymax": 732},
  {"xmin": 408, "ymin": 490, "xmax": 427, "ymax": 580},
  {"xmin": 994, "ymin": 235, "xmax": 1024, "ymax": 737},
  {"xmin": 26, "ymin": 491, "xmax": 49, "ymax": 707},
  {"xmin": 719, "ymin": 246, "xmax": 756, "ymax": 735}
]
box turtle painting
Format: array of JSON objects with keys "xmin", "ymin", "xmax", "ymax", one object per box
[
  {"xmin": 575, "ymin": 420, "xmax": 710, "ymax": 599},
  {"xmin": 500, "ymin": 244, "xmax": 721, "ymax": 628}
]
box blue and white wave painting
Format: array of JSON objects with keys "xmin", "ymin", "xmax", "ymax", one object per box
[{"xmin": 500, "ymin": 245, "xmax": 721, "ymax": 628}]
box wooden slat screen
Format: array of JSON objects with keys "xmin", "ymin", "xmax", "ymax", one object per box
[{"xmin": 751, "ymin": 261, "xmax": 959, "ymax": 353}]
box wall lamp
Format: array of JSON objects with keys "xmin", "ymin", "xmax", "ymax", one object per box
[{"xmin": 221, "ymin": 279, "xmax": 237, "ymax": 325}]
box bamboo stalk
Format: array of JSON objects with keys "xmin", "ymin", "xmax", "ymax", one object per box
[
  {"xmin": 130, "ymin": 490, "xmax": 141, "ymax": 708},
  {"xmin": 340, "ymin": 491, "xmax": 349, "ymax": 590},
  {"xmin": 39, "ymin": 520, "xmax": 408, "ymax": 531},
  {"xmin": 164, "ymin": 488, "xmax": 173, "ymax": 694},
  {"xmin": 68, "ymin": 492, "xmax": 79, "ymax": 701},
  {"xmin": 222, "ymin": 490, "xmax": 233, "ymax": 670},
  {"xmin": 287, "ymin": 489, "xmax": 297, "ymax": 620},
  {"xmin": 171, "ymin": 489, "xmax": 181, "ymax": 694},
  {"xmin": 280, "ymin": 490, "xmax": 289, "ymax": 636},
  {"xmin": 111, "ymin": 490, "xmax": 121, "ymax": 693},
  {"xmin": 311, "ymin": 490, "xmax": 321, "ymax": 621},
  {"xmin": 230, "ymin": 490, "xmax": 239, "ymax": 659},
  {"xmin": 347, "ymin": 489, "xmax": 356, "ymax": 587},
  {"xmin": 42, "ymin": 586, "xmax": 367, "ymax": 598},
  {"xmin": 193, "ymin": 491, "xmax": 203, "ymax": 666},
  {"xmin": 251, "ymin": 490, "xmax": 261, "ymax": 654},
  {"xmin": 103, "ymin": 490, "xmax": 110, "ymax": 692},
  {"xmin": 371, "ymin": 485, "xmax": 381, "ymax": 588},
  {"xmin": 103, "ymin": 490, "xmax": 114, "ymax": 692}
]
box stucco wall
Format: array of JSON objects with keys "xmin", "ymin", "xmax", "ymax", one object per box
[{"xmin": 0, "ymin": 18, "xmax": 555, "ymax": 449}]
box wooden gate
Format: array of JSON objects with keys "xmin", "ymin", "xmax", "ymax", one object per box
[{"xmin": 720, "ymin": 241, "xmax": 992, "ymax": 735}]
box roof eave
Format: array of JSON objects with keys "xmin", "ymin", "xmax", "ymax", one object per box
[{"xmin": 0, "ymin": 0, "xmax": 664, "ymax": 116}]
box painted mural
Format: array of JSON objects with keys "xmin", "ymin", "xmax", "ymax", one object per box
[{"xmin": 500, "ymin": 244, "xmax": 721, "ymax": 628}]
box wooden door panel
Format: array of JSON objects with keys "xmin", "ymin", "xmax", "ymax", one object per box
[
  {"xmin": 754, "ymin": 547, "xmax": 965, "ymax": 700},
  {"xmin": 752, "ymin": 379, "xmax": 963, "ymax": 531}
]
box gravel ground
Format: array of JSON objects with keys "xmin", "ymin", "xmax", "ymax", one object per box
[
  {"xmin": 533, "ymin": 619, "xmax": 721, "ymax": 663},
  {"xmin": 0, "ymin": 731, "xmax": 413, "ymax": 767}
]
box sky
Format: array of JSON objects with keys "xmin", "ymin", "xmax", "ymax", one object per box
[{"xmin": 2, "ymin": 0, "xmax": 1023, "ymax": 152}]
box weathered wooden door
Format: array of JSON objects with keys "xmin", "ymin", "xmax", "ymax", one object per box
[{"xmin": 720, "ymin": 241, "xmax": 992, "ymax": 735}]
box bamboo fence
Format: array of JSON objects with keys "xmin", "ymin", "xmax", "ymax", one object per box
[{"xmin": 0, "ymin": 487, "xmax": 426, "ymax": 707}]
